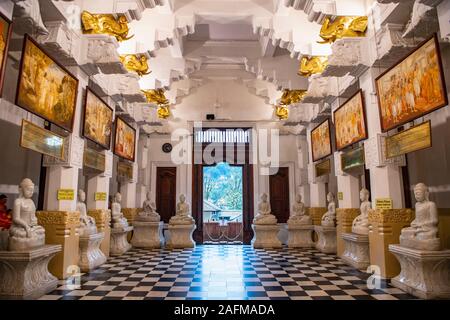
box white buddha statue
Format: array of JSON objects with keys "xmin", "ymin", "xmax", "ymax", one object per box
[
  {"xmin": 111, "ymin": 192, "xmax": 129, "ymax": 229},
  {"xmin": 169, "ymin": 194, "xmax": 195, "ymax": 225},
  {"xmin": 400, "ymin": 183, "xmax": 440, "ymax": 251},
  {"xmin": 136, "ymin": 192, "xmax": 160, "ymax": 222},
  {"xmin": 253, "ymin": 193, "xmax": 277, "ymax": 225},
  {"xmin": 77, "ymin": 189, "xmax": 97, "ymax": 237},
  {"xmin": 321, "ymin": 192, "xmax": 336, "ymax": 227},
  {"xmin": 288, "ymin": 194, "xmax": 311, "ymax": 225},
  {"xmin": 8, "ymin": 178, "xmax": 45, "ymax": 251},
  {"xmin": 352, "ymin": 188, "xmax": 371, "ymax": 235}
]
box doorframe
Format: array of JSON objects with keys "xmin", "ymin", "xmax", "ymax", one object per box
[{"xmin": 150, "ymin": 162, "xmax": 181, "ymax": 204}]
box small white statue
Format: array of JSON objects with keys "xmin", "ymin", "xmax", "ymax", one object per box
[
  {"xmin": 8, "ymin": 178, "xmax": 45, "ymax": 251},
  {"xmin": 169, "ymin": 194, "xmax": 195, "ymax": 225},
  {"xmin": 288, "ymin": 194, "xmax": 311, "ymax": 225},
  {"xmin": 77, "ymin": 190, "xmax": 97, "ymax": 237},
  {"xmin": 400, "ymin": 183, "xmax": 440, "ymax": 251},
  {"xmin": 352, "ymin": 188, "xmax": 371, "ymax": 235},
  {"xmin": 253, "ymin": 193, "xmax": 277, "ymax": 225},
  {"xmin": 321, "ymin": 192, "xmax": 336, "ymax": 227},
  {"xmin": 137, "ymin": 192, "xmax": 160, "ymax": 222},
  {"xmin": 111, "ymin": 192, "xmax": 129, "ymax": 229}
]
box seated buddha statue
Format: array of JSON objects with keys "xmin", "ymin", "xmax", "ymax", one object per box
[
  {"xmin": 111, "ymin": 192, "xmax": 129, "ymax": 229},
  {"xmin": 400, "ymin": 183, "xmax": 441, "ymax": 251},
  {"xmin": 253, "ymin": 193, "xmax": 277, "ymax": 225},
  {"xmin": 288, "ymin": 194, "xmax": 311, "ymax": 225},
  {"xmin": 169, "ymin": 194, "xmax": 195, "ymax": 225},
  {"xmin": 321, "ymin": 192, "xmax": 336, "ymax": 227},
  {"xmin": 77, "ymin": 190, "xmax": 97, "ymax": 237},
  {"xmin": 352, "ymin": 188, "xmax": 371, "ymax": 235},
  {"xmin": 137, "ymin": 192, "xmax": 161, "ymax": 222},
  {"xmin": 8, "ymin": 178, "xmax": 45, "ymax": 251}
]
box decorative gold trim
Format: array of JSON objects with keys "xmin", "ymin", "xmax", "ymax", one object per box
[
  {"xmin": 318, "ymin": 16, "xmax": 368, "ymax": 44},
  {"xmin": 142, "ymin": 89, "xmax": 169, "ymax": 105},
  {"xmin": 368, "ymin": 209, "xmax": 414, "ymax": 224},
  {"xmin": 298, "ymin": 56, "xmax": 328, "ymax": 77},
  {"xmin": 81, "ymin": 10, "xmax": 133, "ymax": 42},
  {"xmin": 275, "ymin": 105, "xmax": 289, "ymax": 120},
  {"xmin": 119, "ymin": 54, "xmax": 151, "ymax": 76},
  {"xmin": 279, "ymin": 89, "xmax": 307, "ymax": 106},
  {"xmin": 36, "ymin": 211, "xmax": 80, "ymax": 227},
  {"xmin": 337, "ymin": 208, "xmax": 360, "ymax": 225},
  {"xmin": 307, "ymin": 207, "xmax": 327, "ymax": 225}
]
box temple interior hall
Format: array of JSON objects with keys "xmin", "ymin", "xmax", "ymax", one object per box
[{"xmin": 0, "ymin": 0, "xmax": 450, "ymax": 302}]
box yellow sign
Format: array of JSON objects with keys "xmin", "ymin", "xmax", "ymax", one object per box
[
  {"xmin": 375, "ymin": 198, "xmax": 393, "ymax": 210},
  {"xmin": 57, "ymin": 189, "xmax": 75, "ymax": 201},
  {"xmin": 338, "ymin": 192, "xmax": 343, "ymax": 201},
  {"xmin": 94, "ymin": 192, "xmax": 107, "ymax": 201}
]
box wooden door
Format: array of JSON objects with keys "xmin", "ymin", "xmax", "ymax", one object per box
[
  {"xmin": 269, "ymin": 167, "xmax": 290, "ymax": 223},
  {"xmin": 156, "ymin": 167, "xmax": 177, "ymax": 223}
]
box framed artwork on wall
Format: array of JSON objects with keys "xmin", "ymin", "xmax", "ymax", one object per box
[
  {"xmin": 375, "ymin": 33, "xmax": 448, "ymax": 132},
  {"xmin": 0, "ymin": 11, "xmax": 12, "ymax": 97},
  {"xmin": 113, "ymin": 116, "xmax": 136, "ymax": 162},
  {"xmin": 15, "ymin": 34, "xmax": 79, "ymax": 132},
  {"xmin": 311, "ymin": 118, "xmax": 332, "ymax": 162},
  {"xmin": 82, "ymin": 88, "xmax": 114, "ymax": 150},
  {"xmin": 334, "ymin": 90, "xmax": 368, "ymax": 151}
]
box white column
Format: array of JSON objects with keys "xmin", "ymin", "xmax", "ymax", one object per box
[
  {"xmin": 336, "ymin": 175, "xmax": 360, "ymax": 208},
  {"xmin": 86, "ymin": 151, "xmax": 113, "ymax": 210}
]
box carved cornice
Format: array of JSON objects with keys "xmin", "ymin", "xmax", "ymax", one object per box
[
  {"xmin": 36, "ymin": 211, "xmax": 81, "ymax": 227},
  {"xmin": 88, "ymin": 210, "xmax": 111, "ymax": 230},
  {"xmin": 368, "ymin": 208, "xmax": 415, "ymax": 224}
]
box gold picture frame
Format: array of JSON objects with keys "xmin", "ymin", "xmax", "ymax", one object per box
[
  {"xmin": 20, "ymin": 119, "xmax": 65, "ymax": 160},
  {"xmin": 0, "ymin": 11, "xmax": 12, "ymax": 97},
  {"xmin": 375, "ymin": 34, "xmax": 448, "ymax": 132},
  {"xmin": 113, "ymin": 117, "xmax": 136, "ymax": 162},
  {"xmin": 311, "ymin": 119, "xmax": 332, "ymax": 162},
  {"xmin": 15, "ymin": 34, "xmax": 79, "ymax": 132},
  {"xmin": 83, "ymin": 88, "xmax": 114, "ymax": 149}
]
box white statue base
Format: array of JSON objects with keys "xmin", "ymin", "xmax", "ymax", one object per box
[
  {"xmin": 0, "ymin": 245, "xmax": 61, "ymax": 299},
  {"xmin": 79, "ymin": 232, "xmax": 107, "ymax": 272},
  {"xmin": 132, "ymin": 221, "xmax": 164, "ymax": 249},
  {"xmin": 110, "ymin": 226, "xmax": 133, "ymax": 256},
  {"xmin": 389, "ymin": 244, "xmax": 450, "ymax": 299},
  {"xmin": 287, "ymin": 224, "xmax": 314, "ymax": 248},
  {"xmin": 167, "ymin": 224, "xmax": 196, "ymax": 249},
  {"xmin": 342, "ymin": 233, "xmax": 370, "ymax": 270},
  {"xmin": 314, "ymin": 226, "xmax": 337, "ymax": 254},
  {"xmin": 251, "ymin": 224, "xmax": 282, "ymax": 249}
]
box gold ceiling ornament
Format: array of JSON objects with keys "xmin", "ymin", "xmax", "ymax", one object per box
[
  {"xmin": 81, "ymin": 10, "xmax": 134, "ymax": 42},
  {"xmin": 275, "ymin": 105, "xmax": 289, "ymax": 120},
  {"xmin": 318, "ymin": 16, "xmax": 368, "ymax": 44},
  {"xmin": 280, "ymin": 89, "xmax": 307, "ymax": 106},
  {"xmin": 298, "ymin": 55, "xmax": 328, "ymax": 77},
  {"xmin": 157, "ymin": 105, "xmax": 171, "ymax": 120},
  {"xmin": 120, "ymin": 54, "xmax": 151, "ymax": 76},
  {"xmin": 141, "ymin": 89, "xmax": 169, "ymax": 105}
]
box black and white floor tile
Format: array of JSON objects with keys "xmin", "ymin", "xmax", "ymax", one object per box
[{"xmin": 40, "ymin": 245, "xmax": 415, "ymax": 300}]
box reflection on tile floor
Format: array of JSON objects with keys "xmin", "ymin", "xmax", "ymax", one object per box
[{"xmin": 40, "ymin": 245, "xmax": 415, "ymax": 300}]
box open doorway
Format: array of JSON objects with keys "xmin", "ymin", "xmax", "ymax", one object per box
[{"xmin": 203, "ymin": 162, "xmax": 243, "ymax": 244}]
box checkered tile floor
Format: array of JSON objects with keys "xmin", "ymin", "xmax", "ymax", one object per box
[{"xmin": 40, "ymin": 245, "xmax": 415, "ymax": 300}]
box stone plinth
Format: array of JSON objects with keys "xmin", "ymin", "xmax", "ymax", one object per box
[
  {"xmin": 78, "ymin": 232, "xmax": 107, "ymax": 272},
  {"xmin": 251, "ymin": 224, "xmax": 282, "ymax": 249},
  {"xmin": 110, "ymin": 226, "xmax": 133, "ymax": 256},
  {"xmin": 0, "ymin": 245, "xmax": 61, "ymax": 299},
  {"xmin": 389, "ymin": 244, "xmax": 450, "ymax": 299},
  {"xmin": 287, "ymin": 224, "xmax": 314, "ymax": 248},
  {"xmin": 342, "ymin": 233, "xmax": 370, "ymax": 270},
  {"xmin": 368, "ymin": 209, "xmax": 414, "ymax": 278},
  {"xmin": 336, "ymin": 208, "xmax": 360, "ymax": 257},
  {"xmin": 167, "ymin": 224, "xmax": 196, "ymax": 249},
  {"xmin": 132, "ymin": 221, "xmax": 164, "ymax": 249},
  {"xmin": 88, "ymin": 209, "xmax": 111, "ymax": 257},
  {"xmin": 0, "ymin": 230, "xmax": 8, "ymax": 251},
  {"xmin": 314, "ymin": 225, "xmax": 337, "ymax": 254},
  {"xmin": 308, "ymin": 207, "xmax": 327, "ymax": 242},
  {"xmin": 36, "ymin": 211, "xmax": 80, "ymax": 279},
  {"xmin": 123, "ymin": 208, "xmax": 142, "ymax": 242}
]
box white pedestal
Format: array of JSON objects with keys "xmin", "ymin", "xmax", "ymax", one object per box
[
  {"xmin": 389, "ymin": 244, "xmax": 450, "ymax": 299},
  {"xmin": 131, "ymin": 221, "xmax": 164, "ymax": 249},
  {"xmin": 251, "ymin": 224, "xmax": 282, "ymax": 249},
  {"xmin": 79, "ymin": 232, "xmax": 107, "ymax": 272},
  {"xmin": 0, "ymin": 245, "xmax": 61, "ymax": 299},
  {"xmin": 167, "ymin": 224, "xmax": 196, "ymax": 249},
  {"xmin": 110, "ymin": 226, "xmax": 133, "ymax": 256},
  {"xmin": 342, "ymin": 233, "xmax": 370, "ymax": 270},
  {"xmin": 288, "ymin": 224, "xmax": 314, "ymax": 248},
  {"xmin": 314, "ymin": 225, "xmax": 337, "ymax": 254}
]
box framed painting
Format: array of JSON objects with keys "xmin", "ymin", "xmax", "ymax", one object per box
[
  {"xmin": 82, "ymin": 88, "xmax": 114, "ymax": 149},
  {"xmin": 334, "ymin": 90, "xmax": 368, "ymax": 151},
  {"xmin": 375, "ymin": 33, "xmax": 448, "ymax": 132},
  {"xmin": 0, "ymin": 11, "xmax": 12, "ymax": 97},
  {"xmin": 113, "ymin": 117, "xmax": 136, "ymax": 162},
  {"xmin": 311, "ymin": 119, "xmax": 332, "ymax": 162},
  {"xmin": 15, "ymin": 34, "xmax": 79, "ymax": 132}
]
